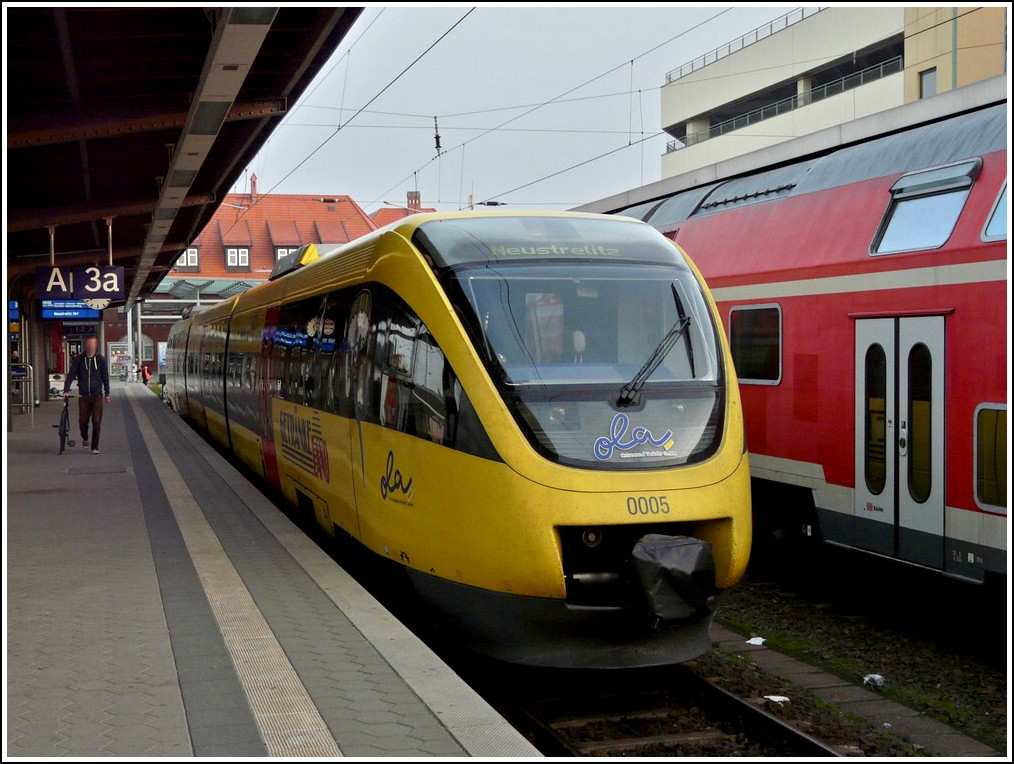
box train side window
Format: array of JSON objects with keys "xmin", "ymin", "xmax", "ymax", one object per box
[
  {"xmin": 872, "ymin": 159, "xmax": 981, "ymax": 255},
  {"xmin": 974, "ymin": 404, "xmax": 1007, "ymax": 514},
  {"xmin": 982, "ymin": 182, "xmax": 1007, "ymax": 241},
  {"xmin": 728, "ymin": 305, "xmax": 781, "ymax": 384},
  {"xmin": 343, "ymin": 290, "xmax": 375, "ymax": 421},
  {"xmin": 313, "ymin": 293, "xmax": 350, "ymax": 412},
  {"xmin": 864, "ymin": 344, "xmax": 888, "ymax": 495},
  {"xmin": 380, "ymin": 305, "xmax": 418, "ymax": 430},
  {"xmin": 907, "ymin": 343, "xmax": 932, "ymax": 504},
  {"xmin": 385, "ymin": 306, "xmax": 417, "ymax": 377},
  {"xmin": 275, "ymin": 297, "xmax": 322, "ymax": 403},
  {"xmin": 410, "ymin": 329, "xmax": 457, "ymax": 446}
]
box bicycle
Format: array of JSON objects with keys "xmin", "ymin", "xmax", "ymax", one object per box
[{"xmin": 54, "ymin": 395, "xmax": 76, "ymax": 454}]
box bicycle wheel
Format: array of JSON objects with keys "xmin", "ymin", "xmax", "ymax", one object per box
[{"xmin": 58, "ymin": 404, "xmax": 69, "ymax": 454}]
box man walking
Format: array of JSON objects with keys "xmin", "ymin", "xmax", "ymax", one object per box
[{"xmin": 63, "ymin": 336, "xmax": 111, "ymax": 454}]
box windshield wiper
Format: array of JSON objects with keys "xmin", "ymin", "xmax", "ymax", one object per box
[{"xmin": 617, "ymin": 282, "xmax": 696, "ymax": 407}]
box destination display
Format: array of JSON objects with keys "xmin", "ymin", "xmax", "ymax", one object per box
[{"xmin": 40, "ymin": 299, "xmax": 100, "ymax": 320}]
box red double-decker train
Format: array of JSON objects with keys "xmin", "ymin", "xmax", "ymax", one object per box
[{"xmin": 603, "ymin": 97, "xmax": 1007, "ymax": 582}]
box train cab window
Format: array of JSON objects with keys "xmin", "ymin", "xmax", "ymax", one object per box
[
  {"xmin": 974, "ymin": 404, "xmax": 1007, "ymax": 513},
  {"xmin": 729, "ymin": 305, "xmax": 781, "ymax": 384},
  {"xmin": 982, "ymin": 182, "xmax": 1007, "ymax": 241},
  {"xmin": 873, "ymin": 159, "xmax": 981, "ymax": 254}
]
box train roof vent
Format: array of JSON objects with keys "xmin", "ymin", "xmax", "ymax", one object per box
[
  {"xmin": 697, "ymin": 182, "xmax": 797, "ymax": 212},
  {"xmin": 268, "ymin": 243, "xmax": 319, "ymax": 281},
  {"xmin": 647, "ymin": 183, "xmax": 722, "ymax": 231},
  {"xmin": 889, "ymin": 158, "xmax": 981, "ymax": 200},
  {"xmin": 614, "ymin": 198, "xmax": 666, "ymax": 221}
]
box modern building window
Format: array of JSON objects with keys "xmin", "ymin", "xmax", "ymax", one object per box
[
  {"xmin": 176, "ymin": 247, "xmax": 199, "ymax": 269},
  {"xmin": 226, "ymin": 247, "xmax": 250, "ymax": 267},
  {"xmin": 974, "ymin": 404, "xmax": 1006, "ymax": 513},
  {"xmin": 919, "ymin": 68, "xmax": 937, "ymax": 99},
  {"xmin": 983, "ymin": 182, "xmax": 1007, "ymax": 241},
  {"xmin": 729, "ymin": 305, "xmax": 781, "ymax": 384},
  {"xmin": 872, "ymin": 159, "xmax": 981, "ymax": 254}
]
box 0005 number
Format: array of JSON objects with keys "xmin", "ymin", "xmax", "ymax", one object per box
[{"xmin": 626, "ymin": 496, "xmax": 670, "ymax": 515}]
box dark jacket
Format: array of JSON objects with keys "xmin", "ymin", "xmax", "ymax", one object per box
[{"xmin": 64, "ymin": 353, "xmax": 110, "ymax": 396}]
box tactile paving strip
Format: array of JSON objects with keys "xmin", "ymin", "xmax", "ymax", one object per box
[{"xmin": 128, "ymin": 394, "xmax": 342, "ymax": 757}]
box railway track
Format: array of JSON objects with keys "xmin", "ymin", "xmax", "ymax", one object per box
[
  {"xmin": 508, "ymin": 665, "xmax": 843, "ymax": 758},
  {"xmin": 301, "ymin": 517, "xmax": 847, "ymax": 757}
]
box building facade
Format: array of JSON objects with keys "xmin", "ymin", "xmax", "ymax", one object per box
[
  {"xmin": 102, "ymin": 177, "xmax": 377, "ymax": 378},
  {"xmin": 370, "ymin": 190, "xmax": 437, "ymax": 227},
  {"xmin": 661, "ymin": 6, "xmax": 1007, "ymax": 178}
]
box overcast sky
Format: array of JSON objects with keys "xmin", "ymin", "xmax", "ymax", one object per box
[{"xmin": 231, "ymin": 5, "xmax": 796, "ymax": 214}]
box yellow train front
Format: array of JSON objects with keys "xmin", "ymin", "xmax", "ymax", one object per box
[{"xmin": 166, "ymin": 211, "xmax": 751, "ymax": 668}]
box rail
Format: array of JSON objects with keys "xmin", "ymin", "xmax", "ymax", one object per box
[
  {"xmin": 665, "ymin": 7, "xmax": 825, "ymax": 84},
  {"xmin": 666, "ymin": 56, "xmax": 903, "ymax": 154},
  {"xmin": 510, "ymin": 665, "xmax": 842, "ymax": 757},
  {"xmin": 10, "ymin": 363, "xmax": 35, "ymax": 428}
]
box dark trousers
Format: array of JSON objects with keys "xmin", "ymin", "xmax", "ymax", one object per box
[{"xmin": 79, "ymin": 394, "xmax": 104, "ymax": 449}]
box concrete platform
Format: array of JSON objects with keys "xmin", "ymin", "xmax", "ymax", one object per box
[
  {"xmin": 711, "ymin": 625, "xmax": 1003, "ymax": 757},
  {"xmin": 6, "ymin": 382, "xmax": 541, "ymax": 758}
]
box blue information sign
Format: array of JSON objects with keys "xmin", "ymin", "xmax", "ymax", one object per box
[{"xmin": 41, "ymin": 299, "xmax": 100, "ymax": 320}]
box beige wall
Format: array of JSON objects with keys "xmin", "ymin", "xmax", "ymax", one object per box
[
  {"xmin": 662, "ymin": 73, "xmax": 904, "ymax": 178},
  {"xmin": 956, "ymin": 6, "xmax": 1007, "ymax": 87},
  {"xmin": 662, "ymin": 6, "xmax": 904, "ymax": 129},
  {"xmin": 904, "ymin": 6, "xmax": 1007, "ymax": 101}
]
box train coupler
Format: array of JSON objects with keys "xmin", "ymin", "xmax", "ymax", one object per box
[{"xmin": 632, "ymin": 534, "xmax": 716, "ymax": 626}]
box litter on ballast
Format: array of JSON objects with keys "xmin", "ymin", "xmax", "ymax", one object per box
[
  {"xmin": 763, "ymin": 695, "xmax": 790, "ymax": 704},
  {"xmin": 864, "ymin": 673, "xmax": 886, "ymax": 690},
  {"xmin": 745, "ymin": 636, "xmax": 766, "ymax": 645}
]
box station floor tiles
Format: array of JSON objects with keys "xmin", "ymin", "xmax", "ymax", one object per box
[{"xmin": 6, "ymin": 382, "xmax": 540, "ymax": 758}]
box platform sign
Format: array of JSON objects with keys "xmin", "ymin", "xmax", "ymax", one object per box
[
  {"xmin": 35, "ymin": 265, "xmax": 125, "ymax": 301},
  {"xmin": 40, "ymin": 299, "xmax": 100, "ymax": 320},
  {"xmin": 9, "ymin": 300, "xmax": 19, "ymax": 320}
]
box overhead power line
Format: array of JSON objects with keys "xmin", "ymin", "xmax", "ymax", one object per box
[
  {"xmin": 220, "ymin": 8, "xmax": 476, "ymax": 239},
  {"xmin": 372, "ymin": 7, "xmax": 735, "ymax": 205},
  {"xmin": 262, "ymin": 8, "xmax": 475, "ymax": 198},
  {"xmin": 484, "ymin": 132, "xmax": 664, "ymax": 202}
]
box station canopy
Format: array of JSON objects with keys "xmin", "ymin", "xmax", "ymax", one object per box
[{"xmin": 6, "ymin": 6, "xmax": 362, "ymax": 308}]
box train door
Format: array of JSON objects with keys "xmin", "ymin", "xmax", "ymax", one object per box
[{"xmin": 854, "ymin": 316, "xmax": 945, "ymax": 568}]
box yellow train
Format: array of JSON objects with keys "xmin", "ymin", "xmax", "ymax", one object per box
[{"xmin": 166, "ymin": 211, "xmax": 751, "ymax": 667}]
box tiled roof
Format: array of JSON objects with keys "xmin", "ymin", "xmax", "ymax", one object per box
[
  {"xmin": 371, "ymin": 207, "xmax": 437, "ymax": 228},
  {"xmin": 266, "ymin": 219, "xmax": 302, "ymax": 246},
  {"xmin": 170, "ymin": 192, "xmax": 377, "ymax": 279},
  {"xmin": 219, "ymin": 218, "xmax": 253, "ymax": 246},
  {"xmin": 314, "ymin": 220, "xmax": 350, "ymax": 243}
]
